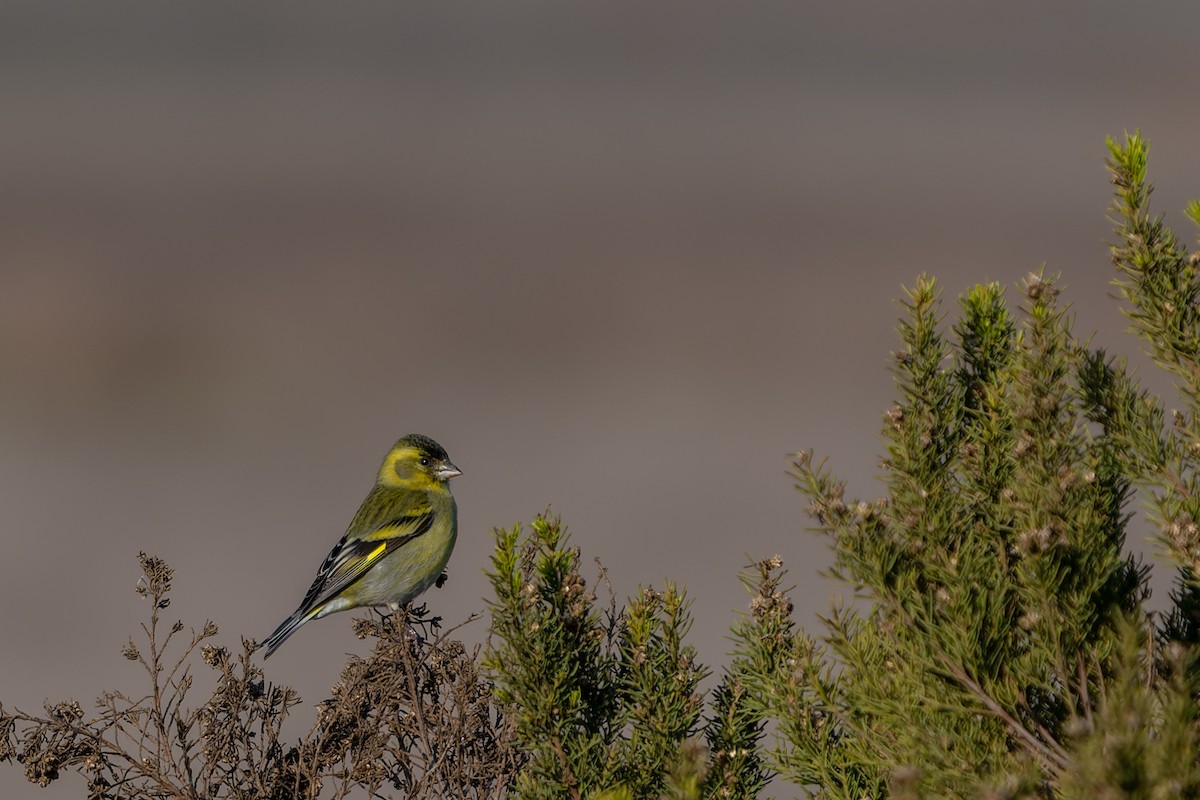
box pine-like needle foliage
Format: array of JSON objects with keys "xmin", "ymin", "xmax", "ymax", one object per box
[
  {"xmin": 727, "ymin": 132, "xmax": 1200, "ymax": 799},
  {"xmin": 483, "ymin": 514, "xmax": 727, "ymax": 800}
]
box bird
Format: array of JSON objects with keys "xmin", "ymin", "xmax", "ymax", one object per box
[{"xmin": 259, "ymin": 434, "xmax": 461, "ymax": 658}]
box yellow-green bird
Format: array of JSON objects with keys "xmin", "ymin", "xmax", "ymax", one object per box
[{"xmin": 260, "ymin": 434, "xmax": 461, "ymax": 658}]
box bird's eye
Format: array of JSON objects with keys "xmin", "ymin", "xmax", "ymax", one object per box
[{"xmin": 419, "ymin": 457, "xmax": 431, "ymax": 466}]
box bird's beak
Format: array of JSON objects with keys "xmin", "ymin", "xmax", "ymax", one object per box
[{"xmin": 436, "ymin": 461, "xmax": 463, "ymax": 481}]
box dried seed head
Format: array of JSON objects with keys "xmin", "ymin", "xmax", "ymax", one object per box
[{"xmin": 201, "ymin": 645, "xmax": 229, "ymax": 669}]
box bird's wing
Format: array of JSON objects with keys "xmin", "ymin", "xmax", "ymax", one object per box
[{"xmin": 293, "ymin": 510, "xmax": 435, "ymax": 616}]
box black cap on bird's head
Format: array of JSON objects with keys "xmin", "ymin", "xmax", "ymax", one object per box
[{"xmin": 397, "ymin": 433, "xmax": 449, "ymax": 460}]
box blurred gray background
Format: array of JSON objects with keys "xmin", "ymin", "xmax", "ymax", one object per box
[{"xmin": 2, "ymin": 2, "xmax": 1199, "ymax": 796}]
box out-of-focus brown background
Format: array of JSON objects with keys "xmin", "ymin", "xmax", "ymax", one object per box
[{"xmin": 3, "ymin": 3, "xmax": 1199, "ymax": 796}]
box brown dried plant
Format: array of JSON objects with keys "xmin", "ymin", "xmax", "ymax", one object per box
[{"xmin": 0, "ymin": 552, "xmax": 521, "ymax": 799}]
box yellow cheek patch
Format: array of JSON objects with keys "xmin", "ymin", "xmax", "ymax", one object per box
[{"xmin": 378, "ymin": 446, "xmax": 424, "ymax": 485}]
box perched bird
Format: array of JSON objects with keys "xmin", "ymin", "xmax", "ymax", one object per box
[{"xmin": 259, "ymin": 434, "xmax": 461, "ymax": 658}]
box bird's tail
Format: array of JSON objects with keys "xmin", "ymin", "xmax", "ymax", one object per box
[{"xmin": 259, "ymin": 607, "xmax": 317, "ymax": 659}]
